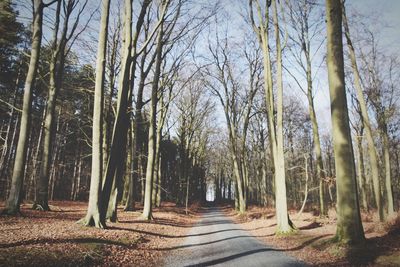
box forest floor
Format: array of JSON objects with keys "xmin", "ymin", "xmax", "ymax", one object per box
[
  {"xmin": 0, "ymin": 201, "xmax": 399, "ymax": 266},
  {"xmin": 0, "ymin": 201, "xmax": 200, "ymax": 267},
  {"xmin": 229, "ymin": 205, "xmax": 400, "ymax": 266}
]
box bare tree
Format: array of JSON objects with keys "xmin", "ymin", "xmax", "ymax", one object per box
[
  {"xmin": 3, "ymin": 0, "xmax": 54, "ymax": 215},
  {"xmin": 341, "ymin": 0, "xmax": 384, "ymax": 221},
  {"xmin": 35, "ymin": 0, "xmax": 89, "ymax": 211},
  {"xmin": 78, "ymin": 0, "xmax": 111, "ymax": 228},
  {"xmin": 249, "ymin": 0, "xmax": 295, "ymax": 233}
]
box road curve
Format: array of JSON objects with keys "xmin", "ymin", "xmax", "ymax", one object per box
[{"xmin": 163, "ymin": 207, "xmax": 307, "ymax": 267}]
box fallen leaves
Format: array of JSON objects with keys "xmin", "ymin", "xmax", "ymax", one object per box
[{"xmin": 0, "ymin": 201, "xmax": 199, "ymax": 266}]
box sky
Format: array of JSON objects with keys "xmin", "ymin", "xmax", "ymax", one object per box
[
  {"xmin": 353, "ymin": 0, "xmax": 400, "ymax": 53},
  {"xmin": 13, "ymin": 0, "xmax": 400, "ymax": 138},
  {"xmin": 315, "ymin": 0, "xmax": 400, "ymax": 134}
]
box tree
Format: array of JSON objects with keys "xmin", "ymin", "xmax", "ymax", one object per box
[
  {"xmin": 325, "ymin": 0, "xmax": 364, "ymax": 244},
  {"xmin": 35, "ymin": 0, "xmax": 89, "ymax": 211},
  {"xmin": 249, "ymin": 0, "xmax": 295, "ymax": 234},
  {"xmin": 141, "ymin": 19, "xmax": 165, "ymax": 220},
  {"xmin": 0, "ymin": 0, "xmax": 23, "ymax": 89},
  {"xmin": 341, "ymin": 0, "xmax": 384, "ymax": 221},
  {"xmin": 78, "ymin": 0, "xmax": 111, "ymax": 228},
  {"xmin": 205, "ymin": 32, "xmax": 260, "ymax": 213},
  {"xmin": 3, "ymin": 0, "xmax": 47, "ymax": 215},
  {"xmin": 286, "ymin": 0, "xmax": 328, "ymax": 217}
]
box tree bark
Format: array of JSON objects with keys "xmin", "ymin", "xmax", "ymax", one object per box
[
  {"xmin": 381, "ymin": 122, "xmax": 394, "ymax": 216},
  {"xmin": 141, "ymin": 22, "xmax": 164, "ymax": 220},
  {"xmin": 3, "ymin": 0, "xmax": 44, "ymax": 215},
  {"xmin": 355, "ymin": 129, "xmax": 368, "ymax": 211},
  {"xmin": 78, "ymin": 0, "xmax": 111, "ymax": 228},
  {"xmin": 326, "ymin": 0, "xmax": 364, "ymax": 244},
  {"xmin": 272, "ymin": 0, "xmax": 294, "ymax": 234}
]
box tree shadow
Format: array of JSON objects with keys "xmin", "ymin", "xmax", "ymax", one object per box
[
  {"xmin": 109, "ymin": 225, "xmax": 271, "ymax": 239},
  {"xmin": 343, "ymin": 231, "xmax": 400, "ymax": 266},
  {"xmin": 122, "ymin": 218, "xmax": 235, "ymax": 228},
  {"xmin": 298, "ymin": 221, "xmax": 322, "ymax": 230},
  {"xmin": 183, "ymin": 247, "xmax": 306, "ymax": 267},
  {"xmin": 152, "ymin": 234, "xmax": 275, "ymax": 251},
  {"xmin": 0, "ymin": 237, "xmax": 133, "ymax": 249}
]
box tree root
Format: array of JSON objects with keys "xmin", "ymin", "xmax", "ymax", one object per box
[{"xmin": 76, "ymin": 214, "xmax": 106, "ymax": 229}]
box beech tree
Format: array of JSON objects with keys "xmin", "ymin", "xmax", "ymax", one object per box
[
  {"xmin": 249, "ymin": 0, "xmax": 295, "ymax": 234},
  {"xmin": 3, "ymin": 0, "xmax": 49, "ymax": 215},
  {"xmin": 78, "ymin": 0, "xmax": 111, "ymax": 228},
  {"xmin": 34, "ymin": 0, "xmax": 89, "ymax": 211},
  {"xmin": 325, "ymin": 0, "xmax": 364, "ymax": 244}
]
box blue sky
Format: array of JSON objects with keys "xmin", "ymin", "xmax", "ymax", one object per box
[{"xmin": 13, "ymin": 0, "xmax": 400, "ymax": 137}]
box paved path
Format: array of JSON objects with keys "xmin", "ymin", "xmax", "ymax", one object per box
[{"xmin": 163, "ymin": 207, "xmax": 306, "ymax": 267}]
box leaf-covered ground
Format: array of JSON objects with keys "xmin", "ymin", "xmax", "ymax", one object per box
[
  {"xmin": 1, "ymin": 202, "xmax": 399, "ymax": 266},
  {"xmin": 229, "ymin": 205, "xmax": 400, "ymax": 266},
  {"xmin": 0, "ymin": 201, "xmax": 200, "ymax": 267}
]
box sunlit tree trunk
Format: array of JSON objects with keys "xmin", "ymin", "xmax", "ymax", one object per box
[
  {"xmin": 78, "ymin": 0, "xmax": 111, "ymax": 228},
  {"xmin": 100, "ymin": 0, "xmax": 133, "ymax": 223},
  {"xmin": 272, "ymin": 0, "xmax": 294, "ymax": 234},
  {"xmin": 3, "ymin": 0, "xmax": 44, "ymax": 215},
  {"xmin": 124, "ymin": 121, "xmax": 135, "ymax": 210},
  {"xmin": 326, "ymin": 0, "xmax": 364, "ymax": 244},
  {"xmin": 141, "ymin": 22, "xmax": 164, "ymax": 220}
]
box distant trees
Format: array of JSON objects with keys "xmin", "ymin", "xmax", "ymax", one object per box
[
  {"xmin": 342, "ymin": 0, "xmax": 398, "ymax": 220},
  {"xmin": 204, "ymin": 32, "xmax": 260, "ymax": 213},
  {"xmin": 0, "ymin": 0, "xmax": 23, "ymax": 89},
  {"xmin": 286, "ymin": 0, "xmax": 328, "ymax": 217}
]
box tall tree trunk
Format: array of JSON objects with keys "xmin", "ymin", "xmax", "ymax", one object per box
[
  {"xmin": 305, "ymin": 46, "xmax": 327, "ymax": 217},
  {"xmin": 156, "ymin": 155, "xmax": 162, "ymax": 207},
  {"xmin": 78, "ymin": 0, "xmax": 111, "ymax": 228},
  {"xmin": 124, "ymin": 121, "xmax": 135, "ymax": 211},
  {"xmin": 355, "ymin": 129, "xmax": 368, "ymax": 210},
  {"xmin": 326, "ymin": 0, "xmax": 364, "ymax": 244},
  {"xmin": 3, "ymin": 0, "xmax": 44, "ymax": 215},
  {"xmin": 34, "ymin": 0, "xmax": 62, "ymax": 211},
  {"xmin": 99, "ymin": 0, "xmax": 133, "ymax": 224},
  {"xmin": 272, "ymin": 0, "xmax": 294, "ymax": 234},
  {"xmin": 341, "ymin": 0, "xmax": 384, "ymax": 221},
  {"xmin": 141, "ymin": 22, "xmax": 164, "ymax": 220},
  {"xmin": 381, "ymin": 123, "xmax": 394, "ymax": 216}
]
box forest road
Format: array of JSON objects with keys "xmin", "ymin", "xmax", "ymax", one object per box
[{"xmin": 163, "ymin": 207, "xmax": 307, "ymax": 267}]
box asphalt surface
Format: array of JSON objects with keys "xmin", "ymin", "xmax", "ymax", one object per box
[{"xmin": 163, "ymin": 207, "xmax": 307, "ymax": 267}]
